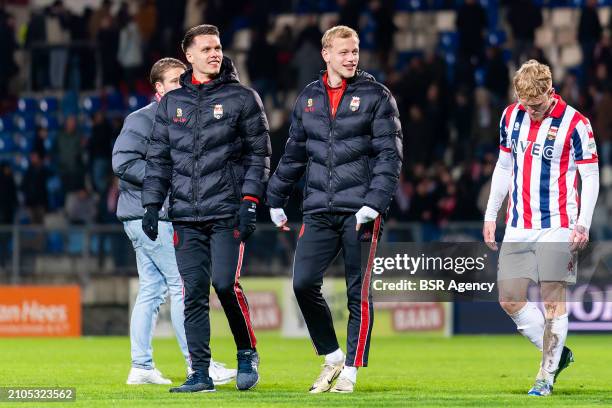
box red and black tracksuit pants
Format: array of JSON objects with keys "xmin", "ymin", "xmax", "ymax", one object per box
[
  {"xmin": 173, "ymin": 218, "xmax": 256, "ymax": 372},
  {"xmin": 292, "ymin": 212, "xmax": 382, "ymax": 367}
]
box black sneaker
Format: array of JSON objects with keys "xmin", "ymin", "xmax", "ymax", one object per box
[
  {"xmin": 236, "ymin": 349, "xmax": 259, "ymax": 390},
  {"xmin": 169, "ymin": 370, "xmax": 215, "ymax": 393}
]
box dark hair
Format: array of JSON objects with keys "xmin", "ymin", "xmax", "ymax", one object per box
[
  {"xmin": 149, "ymin": 58, "xmax": 187, "ymax": 86},
  {"xmin": 181, "ymin": 24, "xmax": 220, "ymax": 53}
]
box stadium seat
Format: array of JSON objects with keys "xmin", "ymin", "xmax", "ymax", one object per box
[
  {"xmin": 232, "ymin": 29, "xmax": 251, "ymax": 51},
  {"xmin": 439, "ymin": 32, "xmax": 458, "ymax": 52},
  {"xmin": 556, "ymin": 26, "xmax": 577, "ymax": 46},
  {"xmin": 487, "ymin": 30, "xmax": 507, "ymax": 46},
  {"xmin": 551, "ymin": 8, "xmax": 575, "ymax": 28},
  {"xmin": 435, "ymin": 11, "xmax": 456, "ymax": 31},
  {"xmin": 40, "ymin": 115, "xmax": 60, "ymax": 131},
  {"xmin": 39, "ymin": 97, "xmax": 59, "ymax": 114},
  {"xmin": 128, "ymin": 95, "xmax": 149, "ymax": 112},
  {"xmin": 535, "ymin": 27, "xmax": 554, "ymax": 48},
  {"xmin": 106, "ymin": 91, "xmax": 125, "ymax": 113},
  {"xmin": 14, "ymin": 133, "xmax": 34, "ymax": 154},
  {"xmin": 62, "ymin": 91, "xmax": 80, "ymax": 115},
  {"xmin": 82, "ymin": 95, "xmax": 101, "ymax": 114},
  {"xmin": 17, "ymin": 97, "xmax": 38, "ymax": 115},
  {"xmin": 393, "ymin": 12, "xmax": 411, "ymax": 30},
  {"xmin": 14, "ymin": 115, "xmax": 36, "ymax": 133},
  {"xmin": 0, "ymin": 116, "xmax": 15, "ymax": 133},
  {"xmin": 0, "ymin": 134, "xmax": 15, "ymax": 153},
  {"xmin": 560, "ymin": 44, "xmax": 582, "ymax": 67}
]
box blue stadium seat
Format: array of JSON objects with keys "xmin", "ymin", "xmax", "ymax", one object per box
[
  {"xmin": 40, "ymin": 115, "xmax": 60, "ymax": 131},
  {"xmin": 62, "ymin": 91, "xmax": 80, "ymax": 115},
  {"xmin": 475, "ymin": 67, "xmax": 486, "ymax": 86},
  {"xmin": 107, "ymin": 91, "xmax": 125, "ymax": 113},
  {"xmin": 82, "ymin": 95, "xmax": 101, "ymax": 114},
  {"xmin": 0, "ymin": 116, "xmax": 15, "ymax": 133},
  {"xmin": 14, "ymin": 115, "xmax": 36, "ymax": 133},
  {"xmin": 39, "ymin": 97, "xmax": 59, "ymax": 114},
  {"xmin": 46, "ymin": 232, "xmax": 64, "ymax": 253},
  {"xmin": 439, "ymin": 32, "xmax": 458, "ymax": 52},
  {"xmin": 128, "ymin": 95, "xmax": 149, "ymax": 112},
  {"xmin": 17, "ymin": 97, "xmax": 38, "ymax": 115},
  {"xmin": 487, "ymin": 30, "xmax": 507, "ymax": 46},
  {"xmin": 0, "ymin": 134, "xmax": 16, "ymax": 153},
  {"xmin": 14, "ymin": 133, "xmax": 35, "ymax": 154},
  {"xmin": 395, "ymin": 0, "xmax": 426, "ymax": 11}
]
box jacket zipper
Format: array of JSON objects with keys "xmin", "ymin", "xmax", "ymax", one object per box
[
  {"xmin": 228, "ymin": 164, "xmax": 241, "ymax": 201},
  {"xmin": 323, "ymin": 81, "xmax": 348, "ymax": 212},
  {"xmin": 193, "ymin": 92, "xmax": 201, "ymax": 220}
]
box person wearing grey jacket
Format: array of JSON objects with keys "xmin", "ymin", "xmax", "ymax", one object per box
[{"xmin": 112, "ymin": 57, "xmax": 236, "ymax": 386}]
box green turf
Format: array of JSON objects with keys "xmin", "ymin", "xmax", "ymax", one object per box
[{"xmin": 0, "ymin": 334, "xmax": 610, "ymax": 407}]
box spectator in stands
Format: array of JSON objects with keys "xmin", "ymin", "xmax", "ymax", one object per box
[
  {"xmin": 337, "ymin": 0, "xmax": 363, "ymax": 30},
  {"xmin": 33, "ymin": 127, "xmax": 51, "ymax": 165},
  {"xmin": 506, "ymin": 0, "xmax": 542, "ymax": 66},
  {"xmin": 67, "ymin": 6, "xmax": 96, "ymax": 89},
  {"xmin": 65, "ymin": 188, "xmax": 97, "ymax": 224},
  {"xmin": 117, "ymin": 14, "xmax": 144, "ymax": 92},
  {"xmin": 0, "ymin": 162, "xmax": 17, "ymax": 225},
  {"xmin": 45, "ymin": 1, "xmax": 72, "ymax": 90},
  {"xmin": 25, "ymin": 8, "xmax": 49, "ymax": 91},
  {"xmin": 88, "ymin": 0, "xmax": 113, "ymax": 39},
  {"xmin": 97, "ymin": 14, "xmax": 120, "ymax": 88},
  {"xmin": 57, "ymin": 115, "xmax": 85, "ymax": 193},
  {"xmin": 594, "ymin": 83, "xmax": 612, "ymax": 166},
  {"xmin": 292, "ymin": 22, "xmax": 324, "ymax": 91},
  {"xmin": 455, "ymin": 0, "xmax": 487, "ymax": 66},
  {"xmin": 0, "ymin": 7, "xmax": 18, "ymax": 97},
  {"xmin": 452, "ymin": 85, "xmax": 474, "ymax": 162},
  {"xmin": 484, "ymin": 46, "xmax": 510, "ymax": 109},
  {"xmin": 88, "ymin": 111, "xmax": 114, "ymax": 194},
  {"xmin": 22, "ymin": 152, "xmax": 49, "ymax": 224},
  {"xmin": 273, "ymin": 24, "xmax": 296, "ymax": 107},
  {"xmin": 247, "ymin": 28, "xmax": 279, "ymax": 108},
  {"xmin": 365, "ymin": 0, "xmax": 396, "ymax": 73},
  {"xmin": 578, "ymin": 0, "xmax": 603, "ymax": 80}
]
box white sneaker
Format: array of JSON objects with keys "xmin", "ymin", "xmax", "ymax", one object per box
[
  {"xmin": 209, "ymin": 360, "xmax": 237, "ymax": 385},
  {"xmin": 126, "ymin": 367, "xmax": 172, "ymax": 385},
  {"xmin": 330, "ymin": 375, "xmax": 355, "ymax": 393},
  {"xmin": 309, "ymin": 362, "xmax": 343, "ymax": 394}
]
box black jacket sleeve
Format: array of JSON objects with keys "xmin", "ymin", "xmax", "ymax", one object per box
[
  {"xmin": 266, "ymin": 94, "xmax": 308, "ymax": 208},
  {"xmin": 238, "ymin": 88, "xmax": 272, "ymax": 198},
  {"xmin": 111, "ymin": 110, "xmax": 151, "ymax": 187},
  {"xmin": 142, "ymin": 97, "xmax": 172, "ymax": 208},
  {"xmin": 363, "ymin": 87, "xmax": 403, "ymax": 213}
]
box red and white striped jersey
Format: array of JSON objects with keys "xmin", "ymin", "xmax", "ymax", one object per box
[{"xmin": 499, "ymin": 94, "xmax": 598, "ymax": 229}]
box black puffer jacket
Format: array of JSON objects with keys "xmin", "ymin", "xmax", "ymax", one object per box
[
  {"xmin": 142, "ymin": 57, "xmax": 271, "ymax": 221},
  {"xmin": 266, "ymin": 70, "xmax": 402, "ymax": 214}
]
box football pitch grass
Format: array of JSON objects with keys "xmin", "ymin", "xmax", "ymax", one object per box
[{"xmin": 0, "ymin": 334, "xmax": 610, "ymax": 407}]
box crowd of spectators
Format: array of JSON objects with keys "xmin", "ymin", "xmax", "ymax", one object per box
[{"xmin": 0, "ymin": 0, "xmax": 610, "ymax": 236}]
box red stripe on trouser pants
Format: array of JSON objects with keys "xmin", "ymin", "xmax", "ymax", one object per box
[
  {"xmin": 234, "ymin": 242, "xmax": 256, "ymax": 348},
  {"xmin": 353, "ymin": 216, "xmax": 381, "ymax": 366}
]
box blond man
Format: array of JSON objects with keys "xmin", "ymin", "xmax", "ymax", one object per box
[
  {"xmin": 266, "ymin": 25, "xmax": 402, "ymax": 393},
  {"xmin": 483, "ymin": 60, "xmax": 599, "ymax": 396}
]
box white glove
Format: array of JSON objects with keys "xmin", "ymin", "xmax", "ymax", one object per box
[
  {"xmin": 355, "ymin": 206, "xmax": 379, "ymax": 230},
  {"xmin": 270, "ymin": 208, "xmax": 289, "ymax": 230}
]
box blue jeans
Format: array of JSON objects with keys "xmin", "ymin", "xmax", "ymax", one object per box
[{"xmin": 124, "ymin": 220, "xmax": 190, "ymax": 369}]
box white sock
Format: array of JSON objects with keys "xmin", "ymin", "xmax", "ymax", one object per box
[
  {"xmin": 340, "ymin": 365, "xmax": 357, "ymax": 383},
  {"xmin": 509, "ymin": 302, "xmax": 545, "ymax": 351},
  {"xmin": 325, "ymin": 348, "xmax": 344, "ymax": 365},
  {"xmin": 539, "ymin": 313, "xmax": 569, "ymax": 384}
]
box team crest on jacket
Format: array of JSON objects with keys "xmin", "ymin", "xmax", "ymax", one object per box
[
  {"xmin": 350, "ymin": 96, "xmax": 360, "ymax": 111},
  {"xmin": 213, "ymin": 104, "xmax": 223, "ymax": 119},
  {"xmin": 176, "ymin": 108, "xmax": 183, "ymax": 117},
  {"xmin": 304, "ymin": 98, "xmax": 315, "ymax": 112}
]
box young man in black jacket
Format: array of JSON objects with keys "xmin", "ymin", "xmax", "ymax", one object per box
[
  {"xmin": 142, "ymin": 25, "xmax": 271, "ymax": 393},
  {"xmin": 267, "ymin": 25, "xmax": 403, "ymax": 393}
]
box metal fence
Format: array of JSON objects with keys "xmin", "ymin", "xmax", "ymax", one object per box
[{"xmin": 2, "ymin": 221, "xmax": 611, "ymax": 285}]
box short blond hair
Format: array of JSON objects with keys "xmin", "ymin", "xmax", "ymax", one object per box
[
  {"xmin": 321, "ymin": 25, "xmax": 359, "ymax": 49},
  {"xmin": 513, "ymin": 59, "xmax": 552, "ymax": 100}
]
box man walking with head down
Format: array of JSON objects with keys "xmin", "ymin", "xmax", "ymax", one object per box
[{"xmin": 267, "ymin": 25, "xmax": 403, "ymax": 394}]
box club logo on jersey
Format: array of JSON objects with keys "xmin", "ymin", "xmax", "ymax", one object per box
[
  {"xmin": 213, "ymin": 104, "xmax": 223, "ymax": 119},
  {"xmin": 547, "ymin": 126, "xmax": 558, "ymax": 141},
  {"xmin": 173, "ymin": 107, "xmax": 187, "ymax": 123},
  {"xmin": 304, "ymin": 98, "xmax": 315, "ymax": 112},
  {"xmin": 350, "ymin": 96, "xmax": 360, "ymax": 111}
]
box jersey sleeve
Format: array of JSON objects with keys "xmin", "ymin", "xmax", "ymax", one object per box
[
  {"xmin": 572, "ymin": 117, "xmax": 598, "ymax": 164},
  {"xmin": 499, "ymin": 105, "xmax": 512, "ymax": 153}
]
